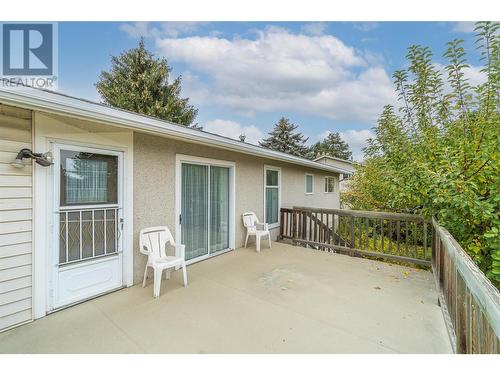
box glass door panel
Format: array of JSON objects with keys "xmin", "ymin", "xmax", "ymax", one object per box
[
  {"xmin": 210, "ymin": 166, "xmax": 230, "ymax": 253},
  {"xmin": 181, "ymin": 163, "xmax": 209, "ymax": 260},
  {"xmin": 58, "ymin": 150, "xmax": 120, "ymax": 265}
]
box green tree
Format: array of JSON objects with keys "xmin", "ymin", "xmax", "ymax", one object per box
[
  {"xmin": 344, "ymin": 22, "xmax": 500, "ymax": 286},
  {"xmin": 95, "ymin": 39, "xmax": 198, "ymax": 127},
  {"xmin": 259, "ymin": 117, "xmax": 309, "ymax": 157},
  {"xmin": 308, "ymin": 131, "xmax": 352, "ymax": 160}
]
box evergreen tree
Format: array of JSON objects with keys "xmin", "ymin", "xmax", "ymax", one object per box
[
  {"xmin": 259, "ymin": 117, "xmax": 309, "ymax": 157},
  {"xmin": 95, "ymin": 39, "xmax": 198, "ymax": 127},
  {"xmin": 308, "ymin": 131, "xmax": 352, "ymax": 160}
]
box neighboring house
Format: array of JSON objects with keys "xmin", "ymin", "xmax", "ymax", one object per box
[
  {"xmin": 314, "ymin": 155, "xmax": 356, "ymax": 192},
  {"xmin": 0, "ymin": 87, "xmax": 348, "ymax": 332}
]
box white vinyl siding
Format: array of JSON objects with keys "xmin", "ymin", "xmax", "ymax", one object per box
[{"xmin": 0, "ymin": 104, "xmax": 33, "ymax": 332}]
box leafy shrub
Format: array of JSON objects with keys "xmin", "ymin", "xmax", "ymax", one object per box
[{"xmin": 343, "ymin": 22, "xmax": 500, "ymax": 287}]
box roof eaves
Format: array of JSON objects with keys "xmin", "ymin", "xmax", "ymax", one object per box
[{"xmin": 0, "ymin": 86, "xmax": 350, "ymax": 174}]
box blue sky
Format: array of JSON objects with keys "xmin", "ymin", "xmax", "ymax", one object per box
[{"xmin": 57, "ymin": 21, "xmax": 482, "ymax": 160}]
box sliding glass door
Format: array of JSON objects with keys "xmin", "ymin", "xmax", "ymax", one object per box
[{"xmin": 181, "ymin": 163, "xmax": 230, "ymax": 262}]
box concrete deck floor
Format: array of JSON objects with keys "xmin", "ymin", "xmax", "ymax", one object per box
[{"xmin": 0, "ymin": 242, "xmax": 452, "ymax": 353}]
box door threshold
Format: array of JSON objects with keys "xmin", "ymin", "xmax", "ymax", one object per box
[
  {"xmin": 48, "ymin": 286, "xmax": 126, "ymax": 314},
  {"xmin": 186, "ymin": 247, "xmax": 234, "ymax": 265}
]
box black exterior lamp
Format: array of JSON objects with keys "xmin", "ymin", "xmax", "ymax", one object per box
[{"xmin": 11, "ymin": 148, "xmax": 54, "ymax": 168}]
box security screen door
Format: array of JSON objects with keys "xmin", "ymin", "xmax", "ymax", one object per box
[
  {"xmin": 51, "ymin": 144, "xmax": 124, "ymax": 310},
  {"xmin": 181, "ymin": 163, "xmax": 230, "ymax": 262}
]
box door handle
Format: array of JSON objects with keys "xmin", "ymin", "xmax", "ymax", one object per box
[{"xmin": 118, "ymin": 218, "xmax": 124, "ymax": 240}]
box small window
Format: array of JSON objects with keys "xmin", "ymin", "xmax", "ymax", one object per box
[
  {"xmin": 325, "ymin": 176, "xmax": 335, "ymax": 193},
  {"xmin": 341, "ymin": 173, "xmax": 352, "ymax": 181},
  {"xmin": 305, "ymin": 174, "xmax": 314, "ymax": 194}
]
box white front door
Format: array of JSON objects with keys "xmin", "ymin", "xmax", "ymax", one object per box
[{"xmin": 49, "ymin": 144, "xmax": 124, "ymax": 310}]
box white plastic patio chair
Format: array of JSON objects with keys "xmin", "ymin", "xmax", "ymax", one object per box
[
  {"xmin": 139, "ymin": 226, "xmax": 188, "ymax": 298},
  {"xmin": 242, "ymin": 212, "xmax": 272, "ymax": 252}
]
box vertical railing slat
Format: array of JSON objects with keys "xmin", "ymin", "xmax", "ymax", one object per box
[
  {"xmin": 365, "ymin": 217, "xmax": 369, "ymax": 250},
  {"xmin": 380, "ymin": 219, "xmax": 384, "ymax": 253},
  {"xmin": 388, "ymin": 220, "xmax": 393, "ymax": 254},
  {"xmin": 423, "ymin": 221, "xmax": 428, "ymax": 261},
  {"xmin": 358, "ymin": 217, "xmax": 363, "ymax": 250},
  {"xmin": 414, "ymin": 221, "xmax": 418, "ymax": 259},
  {"xmin": 350, "ymin": 216, "xmax": 355, "ymax": 249},
  {"xmin": 396, "ymin": 220, "xmax": 401, "ymax": 256},
  {"xmin": 405, "ymin": 220, "xmax": 409, "ymax": 257}
]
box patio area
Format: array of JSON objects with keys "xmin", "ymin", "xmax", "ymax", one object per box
[{"xmin": 0, "ymin": 242, "xmax": 452, "ymax": 353}]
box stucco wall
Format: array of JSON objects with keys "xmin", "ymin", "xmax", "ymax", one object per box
[{"xmin": 133, "ymin": 132, "xmax": 340, "ymax": 283}]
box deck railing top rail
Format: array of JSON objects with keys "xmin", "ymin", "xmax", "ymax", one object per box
[{"xmin": 292, "ymin": 206, "xmax": 426, "ymax": 221}]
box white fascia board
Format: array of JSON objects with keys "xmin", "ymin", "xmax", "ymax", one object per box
[
  {"xmin": 0, "ymin": 87, "xmax": 349, "ymax": 174},
  {"xmin": 314, "ymin": 155, "xmax": 355, "ymax": 164}
]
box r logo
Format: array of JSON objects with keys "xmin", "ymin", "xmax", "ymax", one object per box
[{"xmin": 2, "ymin": 23, "xmax": 53, "ymax": 76}]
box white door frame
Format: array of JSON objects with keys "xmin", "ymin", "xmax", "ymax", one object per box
[
  {"xmin": 32, "ymin": 137, "xmax": 133, "ymax": 318},
  {"xmin": 175, "ymin": 154, "xmax": 236, "ymax": 265}
]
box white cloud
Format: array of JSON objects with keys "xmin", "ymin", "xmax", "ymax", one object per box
[
  {"xmin": 160, "ymin": 22, "xmax": 207, "ymax": 38},
  {"xmin": 120, "ymin": 22, "xmax": 206, "ymax": 39},
  {"xmin": 319, "ymin": 129, "xmax": 374, "ymax": 162},
  {"xmin": 301, "ymin": 22, "xmax": 327, "ymax": 36},
  {"xmin": 353, "ymin": 22, "xmax": 379, "ymax": 32},
  {"xmin": 155, "ymin": 27, "xmax": 396, "ymax": 123},
  {"xmin": 463, "ymin": 65, "xmax": 487, "ymax": 86},
  {"xmin": 204, "ymin": 119, "xmax": 263, "ymax": 145},
  {"xmin": 120, "ymin": 22, "xmax": 150, "ymax": 38},
  {"xmin": 451, "ymin": 22, "xmax": 476, "ymax": 33}
]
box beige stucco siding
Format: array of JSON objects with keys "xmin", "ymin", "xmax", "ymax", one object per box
[
  {"xmin": 0, "ymin": 104, "xmax": 33, "ymax": 332},
  {"xmin": 133, "ymin": 132, "xmax": 339, "ymax": 283}
]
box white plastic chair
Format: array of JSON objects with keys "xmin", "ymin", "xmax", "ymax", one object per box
[
  {"xmin": 242, "ymin": 212, "xmax": 272, "ymax": 252},
  {"xmin": 139, "ymin": 226, "xmax": 187, "ymax": 298}
]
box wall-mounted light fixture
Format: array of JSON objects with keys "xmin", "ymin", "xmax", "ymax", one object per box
[{"xmin": 11, "ymin": 148, "xmax": 54, "ymax": 168}]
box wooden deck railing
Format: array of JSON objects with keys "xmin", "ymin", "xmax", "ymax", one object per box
[
  {"xmin": 432, "ymin": 218, "xmax": 500, "ymax": 353},
  {"xmin": 280, "ymin": 206, "xmax": 430, "ymax": 266},
  {"xmin": 279, "ymin": 206, "xmax": 500, "ymax": 353}
]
